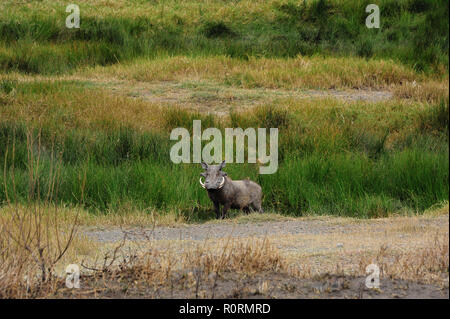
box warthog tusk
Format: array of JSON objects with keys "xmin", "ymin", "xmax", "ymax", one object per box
[
  {"xmin": 218, "ymin": 176, "xmax": 225, "ymax": 189},
  {"xmin": 199, "ymin": 177, "xmax": 206, "ymax": 188}
]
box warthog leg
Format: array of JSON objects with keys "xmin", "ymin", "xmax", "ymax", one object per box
[
  {"xmin": 221, "ymin": 203, "xmax": 231, "ymax": 219},
  {"xmin": 252, "ymin": 200, "xmax": 263, "ymax": 213},
  {"xmin": 213, "ymin": 201, "xmax": 220, "ymax": 219}
]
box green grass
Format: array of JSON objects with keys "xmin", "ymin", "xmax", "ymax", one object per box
[
  {"xmin": 1, "ymin": 133, "xmax": 447, "ymax": 219},
  {"xmin": 0, "ymin": 0, "xmax": 448, "ymax": 74},
  {"xmin": 0, "ymin": 98, "xmax": 448, "ymax": 219},
  {"xmin": 261, "ymin": 149, "xmax": 448, "ymax": 217}
]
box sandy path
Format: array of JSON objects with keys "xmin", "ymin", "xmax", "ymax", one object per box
[{"xmin": 83, "ymin": 215, "xmax": 446, "ymax": 243}]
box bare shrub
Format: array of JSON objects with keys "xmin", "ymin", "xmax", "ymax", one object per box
[
  {"xmin": 73, "ymin": 236, "xmax": 286, "ymax": 298},
  {"xmin": 393, "ymin": 80, "xmax": 449, "ymax": 104},
  {"xmin": 0, "ymin": 129, "xmax": 78, "ymax": 298}
]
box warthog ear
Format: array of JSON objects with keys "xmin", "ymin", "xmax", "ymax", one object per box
[
  {"xmin": 219, "ymin": 160, "xmax": 226, "ymax": 170},
  {"xmin": 201, "ymin": 162, "xmax": 208, "ymax": 170}
]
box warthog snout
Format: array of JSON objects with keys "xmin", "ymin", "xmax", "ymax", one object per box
[{"xmin": 199, "ymin": 163, "xmax": 226, "ymax": 190}]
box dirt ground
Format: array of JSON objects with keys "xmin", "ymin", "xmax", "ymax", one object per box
[
  {"xmin": 72, "ymin": 212, "xmax": 449, "ymax": 299},
  {"xmin": 58, "ymin": 272, "xmax": 448, "ymax": 299},
  {"xmin": 98, "ymin": 79, "xmax": 394, "ymax": 116},
  {"xmin": 84, "ymin": 215, "xmax": 446, "ymax": 242}
]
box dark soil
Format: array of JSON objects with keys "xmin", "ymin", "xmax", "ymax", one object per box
[{"xmin": 56, "ymin": 272, "xmax": 448, "ymax": 299}]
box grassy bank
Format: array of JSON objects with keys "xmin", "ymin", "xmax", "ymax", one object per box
[
  {"xmin": 0, "ymin": 78, "xmax": 448, "ymax": 219},
  {"xmin": 0, "ymin": 0, "xmax": 448, "ymax": 74}
]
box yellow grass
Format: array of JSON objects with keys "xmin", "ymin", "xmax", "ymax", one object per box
[
  {"xmin": 0, "ymin": 0, "xmax": 277, "ymax": 23},
  {"xmin": 0, "ymin": 204, "xmax": 98, "ymax": 297},
  {"xmin": 0, "ymin": 75, "xmax": 438, "ymax": 148},
  {"xmin": 83, "ymin": 55, "xmax": 421, "ymax": 90},
  {"xmin": 423, "ymin": 201, "xmax": 449, "ymax": 217},
  {"xmin": 0, "ymin": 79, "xmax": 166, "ymax": 132},
  {"xmin": 393, "ymin": 80, "xmax": 449, "ymax": 104}
]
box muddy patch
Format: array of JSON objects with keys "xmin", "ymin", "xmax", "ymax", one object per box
[{"xmin": 57, "ymin": 272, "xmax": 448, "ymax": 299}]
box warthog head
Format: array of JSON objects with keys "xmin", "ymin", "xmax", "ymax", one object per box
[{"xmin": 199, "ymin": 161, "xmax": 227, "ymax": 191}]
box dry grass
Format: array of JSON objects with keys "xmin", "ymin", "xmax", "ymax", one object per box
[
  {"xmin": 275, "ymin": 213, "xmax": 449, "ymax": 285},
  {"xmin": 0, "ymin": 203, "xmax": 95, "ymax": 298},
  {"xmin": 393, "ymin": 79, "xmax": 449, "ymax": 104},
  {"xmin": 0, "ymin": 76, "xmax": 437, "ymax": 140},
  {"xmin": 51, "ymin": 234, "xmax": 286, "ymax": 298},
  {"xmin": 358, "ymin": 233, "xmax": 448, "ymax": 285},
  {"xmin": 0, "ymin": 79, "xmax": 167, "ymax": 132},
  {"xmin": 0, "ymin": 0, "xmax": 277, "ymax": 24},
  {"xmin": 423, "ymin": 201, "xmax": 449, "ymax": 217},
  {"xmin": 222, "ymin": 211, "xmax": 294, "ymax": 224},
  {"xmin": 130, "ymin": 237, "xmax": 284, "ymax": 283},
  {"xmin": 84, "ymin": 55, "xmax": 420, "ymax": 90}
]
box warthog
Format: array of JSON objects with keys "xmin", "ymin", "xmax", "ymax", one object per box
[{"xmin": 199, "ymin": 161, "xmax": 263, "ymax": 219}]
